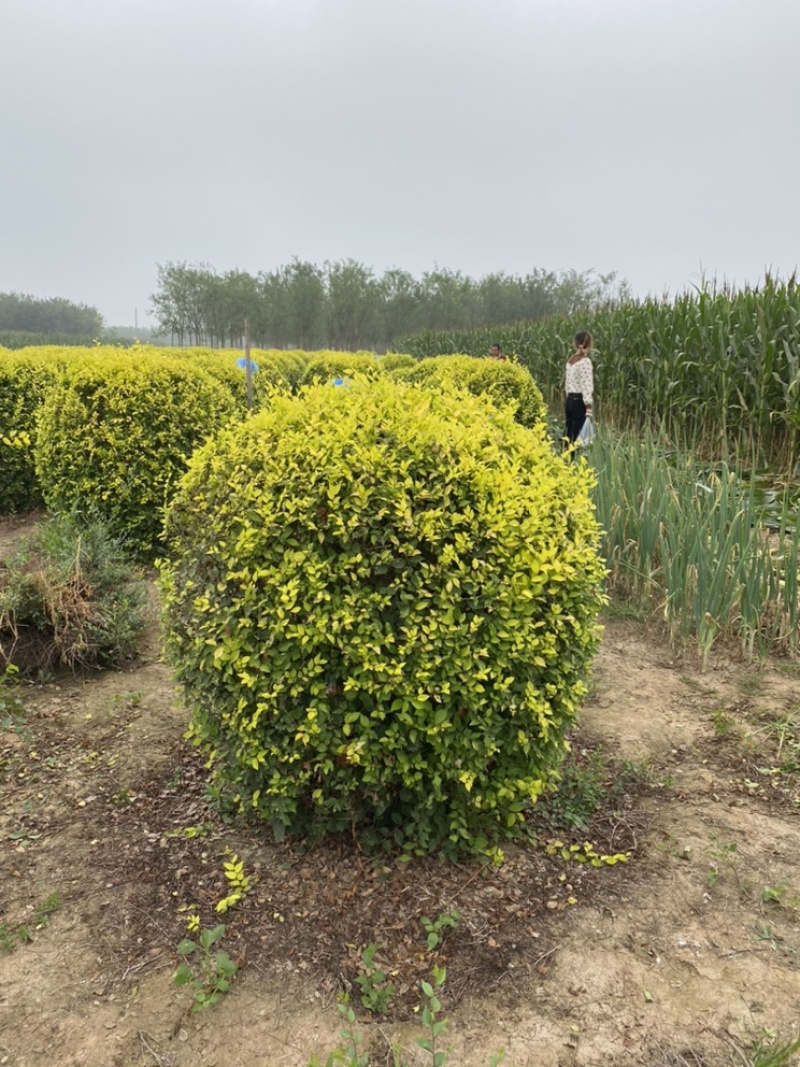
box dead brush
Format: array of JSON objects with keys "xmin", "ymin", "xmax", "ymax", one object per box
[{"xmin": 0, "ymin": 514, "xmax": 146, "ymax": 674}]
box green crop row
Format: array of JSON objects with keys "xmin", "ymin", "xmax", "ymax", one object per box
[
  {"xmin": 589, "ymin": 426, "xmax": 800, "ymax": 664},
  {"xmin": 395, "ymin": 276, "xmax": 800, "ymax": 475}
]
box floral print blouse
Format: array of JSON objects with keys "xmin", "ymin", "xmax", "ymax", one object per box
[{"xmin": 565, "ymin": 357, "xmax": 593, "ymax": 406}]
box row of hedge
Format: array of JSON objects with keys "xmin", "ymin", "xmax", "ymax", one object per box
[
  {"xmin": 0, "ymin": 345, "xmax": 545, "ymax": 556},
  {"xmin": 1, "ymin": 343, "xmax": 602, "ymax": 856}
]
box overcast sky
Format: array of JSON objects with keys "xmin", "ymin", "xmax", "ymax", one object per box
[{"xmin": 2, "ymin": 0, "xmax": 799, "ymax": 327}]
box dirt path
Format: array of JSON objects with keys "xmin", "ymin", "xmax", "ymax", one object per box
[{"xmin": 1, "ymin": 518, "xmax": 799, "ymax": 1067}]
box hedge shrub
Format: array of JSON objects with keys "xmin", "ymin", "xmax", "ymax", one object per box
[
  {"xmin": 257, "ymin": 349, "xmax": 313, "ymax": 391},
  {"xmin": 298, "ymin": 350, "xmax": 384, "ymax": 387},
  {"xmin": 378, "ymin": 353, "xmax": 417, "ymax": 374},
  {"xmin": 35, "ymin": 353, "xmax": 237, "ymax": 557},
  {"xmin": 178, "ymin": 347, "xmax": 291, "ymax": 411},
  {"xmin": 389, "ymin": 354, "xmax": 547, "ymax": 427},
  {"xmin": 0, "ymin": 349, "xmax": 61, "ymax": 513},
  {"xmin": 159, "ymin": 377, "xmax": 605, "ymax": 854}
]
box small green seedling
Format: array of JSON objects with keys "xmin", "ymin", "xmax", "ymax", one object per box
[
  {"xmin": 173, "ymin": 924, "xmax": 237, "ymax": 1012},
  {"xmin": 34, "ymin": 892, "xmax": 62, "ymax": 928},
  {"xmin": 420, "ymin": 908, "xmax": 460, "ymax": 951},
  {"xmin": 354, "ymin": 942, "xmax": 395, "ymax": 1014},
  {"xmin": 734, "ymin": 1029, "xmax": 800, "ymax": 1067},
  {"xmin": 704, "ymin": 835, "xmax": 739, "ymax": 888},
  {"xmin": 308, "ymin": 967, "xmax": 505, "ymax": 1067},
  {"xmin": 0, "ymin": 892, "xmax": 62, "ymax": 953},
  {"xmin": 0, "ymin": 664, "xmax": 24, "ymax": 721},
  {"xmin": 417, "ymin": 965, "xmax": 450, "ymax": 1067},
  {"xmin": 308, "ymin": 994, "xmax": 370, "ymax": 1067}
]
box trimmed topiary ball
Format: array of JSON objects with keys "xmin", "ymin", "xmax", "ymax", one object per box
[
  {"xmin": 377, "ymin": 353, "xmax": 417, "ymax": 374},
  {"xmin": 298, "ymin": 351, "xmax": 384, "ymax": 387},
  {"xmin": 34, "ymin": 353, "xmax": 237, "ymax": 557},
  {"xmin": 159, "ymin": 377, "xmax": 605, "ymax": 854},
  {"xmin": 389, "ymin": 354, "xmax": 547, "ymax": 428}
]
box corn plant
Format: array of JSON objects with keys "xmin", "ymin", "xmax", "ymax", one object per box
[{"xmin": 399, "ymin": 275, "xmax": 800, "ymax": 477}]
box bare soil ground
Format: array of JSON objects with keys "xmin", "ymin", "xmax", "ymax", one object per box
[{"xmin": 1, "ymin": 514, "xmax": 799, "ymax": 1067}]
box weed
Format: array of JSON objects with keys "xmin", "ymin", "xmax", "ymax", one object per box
[
  {"xmin": 750, "ymin": 921, "xmax": 785, "ymax": 950},
  {"xmin": 616, "ymin": 757, "xmax": 658, "ymax": 791},
  {"xmin": 310, "ymin": 968, "xmax": 505, "ymax": 1067},
  {"xmin": 0, "ymin": 664, "xmax": 24, "ymax": 721},
  {"xmin": 535, "ymin": 747, "xmax": 609, "ymax": 831},
  {"xmin": 710, "ymin": 705, "xmax": 736, "ymax": 738},
  {"xmin": 111, "ymin": 689, "xmax": 143, "ymax": 712},
  {"xmin": 34, "ymin": 892, "xmax": 62, "ymax": 928},
  {"xmin": 704, "ymin": 835, "xmax": 740, "ymax": 889},
  {"xmin": 173, "ymin": 923, "xmax": 237, "ymax": 1012},
  {"xmin": 308, "ymin": 994, "xmax": 369, "ymax": 1067},
  {"xmin": 165, "ymin": 822, "xmax": 212, "ymax": 839},
  {"xmin": 420, "ymin": 908, "xmax": 460, "ymax": 952},
  {"xmin": 761, "ymin": 882, "xmax": 800, "ymax": 915},
  {"xmin": 0, "ymin": 921, "xmax": 29, "ymax": 954},
  {"xmin": 354, "ymin": 943, "xmax": 395, "ymax": 1014},
  {"xmin": 416, "ymin": 965, "xmax": 450, "ymax": 1066},
  {"xmin": 601, "ymin": 598, "xmax": 652, "ymax": 622},
  {"xmin": 730, "ymin": 1029, "xmax": 800, "ymax": 1066},
  {"xmin": 738, "ymin": 670, "xmax": 765, "ymax": 699},
  {"xmin": 762, "ymin": 713, "xmax": 800, "ymax": 774},
  {"xmin": 679, "ymin": 674, "xmax": 718, "ymax": 695},
  {"xmin": 0, "ymin": 892, "xmax": 62, "ymax": 953}
]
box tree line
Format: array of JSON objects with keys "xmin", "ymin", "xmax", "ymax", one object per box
[
  {"xmin": 149, "ymin": 259, "xmax": 630, "ymax": 350},
  {"xmin": 0, "ymin": 292, "xmax": 104, "ymax": 343}
]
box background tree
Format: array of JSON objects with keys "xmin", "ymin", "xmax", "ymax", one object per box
[
  {"xmin": 149, "ymin": 260, "xmax": 627, "ymax": 350},
  {"xmin": 379, "ymin": 268, "xmax": 423, "ymax": 349},
  {"xmin": 325, "ymin": 259, "xmax": 380, "ymax": 350},
  {"xmin": 283, "ymin": 259, "xmax": 325, "ymax": 349},
  {"xmin": 0, "ymin": 292, "xmax": 103, "ymax": 340}
]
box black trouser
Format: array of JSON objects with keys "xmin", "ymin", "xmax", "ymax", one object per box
[{"xmin": 565, "ymin": 392, "xmax": 586, "ymax": 443}]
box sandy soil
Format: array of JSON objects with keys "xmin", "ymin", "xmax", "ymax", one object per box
[{"xmin": 1, "ymin": 516, "xmax": 799, "ymax": 1067}]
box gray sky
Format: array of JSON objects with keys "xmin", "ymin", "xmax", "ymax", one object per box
[{"xmin": 3, "ymin": 0, "xmax": 799, "ymax": 327}]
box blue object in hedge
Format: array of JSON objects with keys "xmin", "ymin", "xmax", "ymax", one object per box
[
  {"xmin": 236, "ymin": 356, "xmax": 260, "ymax": 373},
  {"xmin": 332, "ymin": 377, "xmax": 345, "ymax": 386}
]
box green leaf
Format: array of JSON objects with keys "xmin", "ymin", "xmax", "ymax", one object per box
[{"xmin": 173, "ymin": 964, "xmax": 194, "ymax": 985}]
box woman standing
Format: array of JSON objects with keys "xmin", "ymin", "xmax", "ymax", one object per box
[{"xmin": 564, "ymin": 330, "xmax": 594, "ymax": 446}]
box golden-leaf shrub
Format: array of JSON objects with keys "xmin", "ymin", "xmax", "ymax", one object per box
[
  {"xmin": 389, "ymin": 354, "xmax": 547, "ymax": 427},
  {"xmin": 159, "ymin": 377, "xmax": 605, "ymax": 854},
  {"xmin": 298, "ymin": 350, "xmax": 384, "ymax": 387},
  {"xmin": 0, "ymin": 349, "xmax": 61, "ymax": 513},
  {"xmin": 34, "ymin": 352, "xmax": 237, "ymax": 557}
]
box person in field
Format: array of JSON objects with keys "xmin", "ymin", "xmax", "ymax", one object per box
[
  {"xmin": 489, "ymin": 343, "xmax": 507, "ymax": 361},
  {"xmin": 564, "ymin": 330, "xmax": 594, "ymax": 445}
]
